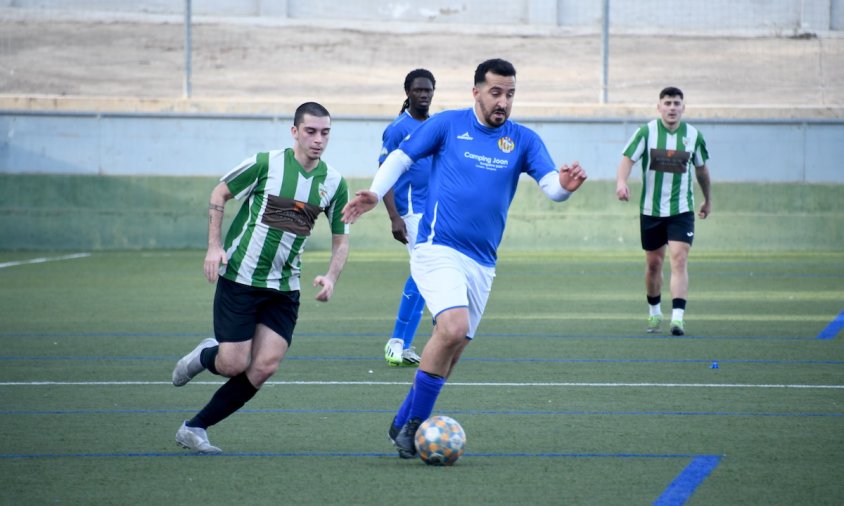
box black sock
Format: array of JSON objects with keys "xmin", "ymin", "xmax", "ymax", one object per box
[
  {"xmin": 672, "ymin": 298, "xmax": 687, "ymax": 310},
  {"xmin": 647, "ymin": 295, "xmax": 661, "ymax": 306},
  {"xmin": 187, "ymin": 373, "xmax": 258, "ymax": 429},
  {"xmin": 200, "ymin": 346, "xmax": 219, "ymax": 375}
]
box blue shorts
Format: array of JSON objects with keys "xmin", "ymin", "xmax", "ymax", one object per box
[{"xmin": 213, "ymin": 276, "xmax": 299, "ymax": 344}]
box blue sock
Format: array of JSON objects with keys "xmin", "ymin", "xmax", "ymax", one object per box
[
  {"xmin": 392, "ymin": 276, "xmax": 424, "ymax": 347},
  {"xmin": 393, "ymin": 384, "xmax": 415, "ymax": 428},
  {"xmin": 407, "ymin": 370, "xmax": 446, "ymax": 422},
  {"xmin": 403, "ymin": 286, "xmax": 425, "ymax": 349}
]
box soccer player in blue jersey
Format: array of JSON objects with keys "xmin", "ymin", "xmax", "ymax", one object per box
[
  {"xmin": 381, "ymin": 68, "xmax": 436, "ymax": 367},
  {"xmin": 342, "ymin": 58, "xmax": 588, "ymax": 458}
]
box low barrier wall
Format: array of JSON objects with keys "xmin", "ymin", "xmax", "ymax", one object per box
[
  {"xmin": 1, "ymin": 175, "xmax": 841, "ymax": 252},
  {"xmin": 2, "ymin": 111, "xmax": 843, "ymax": 183}
]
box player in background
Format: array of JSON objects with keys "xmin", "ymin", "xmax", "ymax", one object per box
[
  {"xmin": 381, "ymin": 68, "xmax": 436, "ymax": 367},
  {"xmin": 342, "ymin": 58, "xmax": 588, "ymax": 459},
  {"xmin": 615, "ymin": 86, "xmax": 712, "ymax": 336},
  {"xmin": 171, "ymin": 102, "xmax": 350, "ymax": 453}
]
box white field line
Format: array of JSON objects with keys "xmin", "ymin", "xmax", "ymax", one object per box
[
  {"xmin": 0, "ymin": 381, "xmax": 842, "ymax": 389},
  {"xmin": 0, "ymin": 253, "xmax": 91, "ymax": 269}
]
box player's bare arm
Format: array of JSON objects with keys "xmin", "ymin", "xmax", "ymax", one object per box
[
  {"xmin": 615, "ymin": 156, "xmax": 635, "ymax": 201},
  {"xmin": 382, "ymin": 189, "xmax": 408, "ymax": 244},
  {"xmin": 313, "ymin": 233, "xmax": 350, "ymax": 302},
  {"xmin": 559, "ymin": 161, "xmax": 588, "ymax": 192},
  {"xmin": 345, "ymin": 149, "xmax": 412, "ymax": 224},
  {"xmin": 341, "ymin": 190, "xmax": 379, "ymax": 224},
  {"xmin": 204, "ymin": 182, "xmax": 233, "ymax": 283},
  {"xmin": 695, "ymin": 164, "xmax": 712, "ymax": 219}
]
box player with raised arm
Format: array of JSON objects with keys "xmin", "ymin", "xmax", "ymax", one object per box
[{"xmin": 342, "ymin": 59, "xmax": 587, "ymax": 459}]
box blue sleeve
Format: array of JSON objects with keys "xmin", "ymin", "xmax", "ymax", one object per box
[
  {"xmin": 523, "ymin": 129, "xmax": 556, "ymax": 182},
  {"xmin": 398, "ymin": 112, "xmax": 450, "ymax": 162},
  {"xmin": 378, "ymin": 123, "xmax": 404, "ymax": 165}
]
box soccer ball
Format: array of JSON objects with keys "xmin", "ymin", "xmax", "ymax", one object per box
[{"xmin": 414, "ymin": 415, "xmax": 466, "ymax": 466}]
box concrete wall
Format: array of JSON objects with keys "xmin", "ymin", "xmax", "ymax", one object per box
[
  {"xmin": 556, "ymin": 0, "xmax": 842, "ymax": 33},
  {"xmin": 1, "ymin": 0, "xmax": 841, "ymax": 33},
  {"xmin": 0, "ymin": 0, "xmax": 278, "ymax": 16},
  {"xmin": 2, "ymin": 111, "xmax": 843, "ymax": 183}
]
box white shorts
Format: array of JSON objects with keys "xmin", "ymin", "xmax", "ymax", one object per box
[
  {"xmin": 410, "ymin": 243, "xmax": 495, "ymax": 339},
  {"xmin": 402, "ymin": 212, "xmax": 422, "ymax": 254}
]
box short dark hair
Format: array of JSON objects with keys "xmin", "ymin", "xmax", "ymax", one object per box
[
  {"xmin": 474, "ymin": 58, "xmax": 516, "ymax": 86},
  {"xmin": 294, "ymin": 102, "xmax": 330, "ymax": 127},
  {"xmin": 659, "ymin": 87, "xmax": 684, "ymax": 100}
]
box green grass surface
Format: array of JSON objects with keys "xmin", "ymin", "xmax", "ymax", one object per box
[{"xmin": 0, "ymin": 250, "xmax": 842, "ymax": 505}]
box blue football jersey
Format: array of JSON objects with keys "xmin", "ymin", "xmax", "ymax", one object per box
[
  {"xmin": 378, "ymin": 111, "xmax": 431, "ymax": 216},
  {"xmin": 398, "ymin": 108, "xmax": 557, "ymax": 267}
]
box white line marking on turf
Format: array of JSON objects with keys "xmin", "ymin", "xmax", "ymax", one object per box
[
  {"xmin": 0, "ymin": 253, "xmax": 91, "ymax": 269},
  {"xmin": 0, "ymin": 381, "xmax": 842, "ymax": 389}
]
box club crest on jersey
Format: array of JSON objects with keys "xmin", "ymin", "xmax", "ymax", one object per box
[
  {"xmin": 498, "ymin": 136, "xmax": 515, "ymax": 153},
  {"xmin": 318, "ymin": 183, "xmax": 328, "ymax": 201}
]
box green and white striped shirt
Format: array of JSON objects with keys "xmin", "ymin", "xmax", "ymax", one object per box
[
  {"xmin": 623, "ymin": 120, "xmax": 709, "ymax": 217},
  {"xmin": 219, "ymin": 148, "xmax": 349, "ymax": 291}
]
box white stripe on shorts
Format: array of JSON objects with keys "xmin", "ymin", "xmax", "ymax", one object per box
[{"xmin": 402, "ymin": 212, "xmax": 422, "ymax": 253}]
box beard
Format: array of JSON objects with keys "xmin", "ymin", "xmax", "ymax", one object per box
[{"xmin": 481, "ymin": 103, "xmax": 508, "ymax": 127}]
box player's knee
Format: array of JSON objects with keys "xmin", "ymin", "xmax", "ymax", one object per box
[
  {"xmin": 215, "ymin": 352, "xmax": 249, "ymax": 377},
  {"xmin": 249, "ymin": 360, "xmax": 279, "ymax": 385},
  {"xmin": 436, "ymin": 319, "xmax": 469, "ymax": 343},
  {"xmin": 646, "ymin": 260, "xmax": 662, "ymax": 276},
  {"xmin": 669, "ymin": 251, "xmax": 689, "ymax": 270}
]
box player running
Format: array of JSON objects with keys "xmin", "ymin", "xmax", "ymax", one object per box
[{"xmin": 342, "ymin": 59, "xmax": 588, "ymax": 459}]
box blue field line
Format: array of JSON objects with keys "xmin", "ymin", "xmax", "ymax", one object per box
[
  {"xmin": 0, "ymin": 331, "xmax": 823, "ymax": 341},
  {"xmin": 653, "ymin": 455, "xmax": 721, "ymax": 506},
  {"xmin": 514, "ymin": 268, "xmax": 844, "ymax": 280},
  {"xmin": 0, "ymin": 451, "xmax": 394, "ymax": 459},
  {"xmin": 2, "ymin": 407, "xmax": 841, "ymax": 418},
  {"xmin": 0, "ymin": 331, "xmax": 214, "ymax": 338},
  {"xmin": 2, "ymin": 355, "xmax": 842, "ymax": 366},
  {"xmin": 817, "ymin": 309, "xmax": 844, "ymax": 340},
  {"xmin": 0, "ymin": 447, "xmax": 725, "ymax": 503},
  {"xmin": 0, "ymin": 449, "xmax": 714, "ymax": 461}
]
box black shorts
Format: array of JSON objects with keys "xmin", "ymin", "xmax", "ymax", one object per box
[
  {"xmin": 640, "ymin": 212, "xmax": 695, "ymax": 251},
  {"xmin": 213, "ymin": 276, "xmax": 300, "ymax": 345}
]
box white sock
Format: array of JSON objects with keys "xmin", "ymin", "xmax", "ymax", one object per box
[
  {"xmin": 672, "ymin": 308, "xmax": 685, "ymax": 322},
  {"xmin": 649, "ymin": 304, "xmax": 662, "ymax": 317}
]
